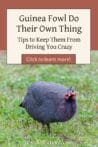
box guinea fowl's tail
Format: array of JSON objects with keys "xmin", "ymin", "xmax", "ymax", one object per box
[
  {"xmin": 19, "ymin": 103, "xmax": 23, "ymax": 107},
  {"xmin": 19, "ymin": 102, "xmax": 25, "ymax": 107}
]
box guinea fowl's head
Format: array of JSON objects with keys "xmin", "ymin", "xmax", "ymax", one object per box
[{"xmin": 64, "ymin": 88, "xmax": 76, "ymax": 101}]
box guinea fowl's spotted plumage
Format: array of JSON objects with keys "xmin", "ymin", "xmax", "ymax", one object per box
[{"xmin": 20, "ymin": 81, "xmax": 77, "ymax": 133}]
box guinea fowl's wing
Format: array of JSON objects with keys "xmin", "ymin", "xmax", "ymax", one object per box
[{"xmin": 32, "ymin": 90, "xmax": 67, "ymax": 123}]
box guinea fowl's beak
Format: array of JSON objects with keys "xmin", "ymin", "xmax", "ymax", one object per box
[
  {"xmin": 19, "ymin": 103, "xmax": 23, "ymax": 107},
  {"xmin": 71, "ymin": 92, "xmax": 76, "ymax": 100}
]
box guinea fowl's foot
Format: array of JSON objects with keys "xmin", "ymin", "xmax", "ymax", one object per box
[{"xmin": 41, "ymin": 123, "xmax": 51, "ymax": 134}]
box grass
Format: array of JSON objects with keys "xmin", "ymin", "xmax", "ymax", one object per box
[{"xmin": 0, "ymin": 51, "xmax": 98, "ymax": 147}]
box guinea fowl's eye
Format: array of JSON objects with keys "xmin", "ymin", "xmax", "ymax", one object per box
[{"xmin": 64, "ymin": 94, "xmax": 69, "ymax": 100}]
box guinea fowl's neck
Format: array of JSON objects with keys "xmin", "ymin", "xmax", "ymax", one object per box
[
  {"xmin": 64, "ymin": 100, "xmax": 76, "ymax": 120},
  {"xmin": 67, "ymin": 99, "xmax": 76, "ymax": 111}
]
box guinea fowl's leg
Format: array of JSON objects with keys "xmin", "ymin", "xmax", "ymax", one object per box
[
  {"xmin": 42, "ymin": 123, "xmax": 45, "ymax": 129},
  {"xmin": 47, "ymin": 123, "xmax": 51, "ymax": 134}
]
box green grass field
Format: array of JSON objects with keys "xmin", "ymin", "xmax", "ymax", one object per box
[{"xmin": 0, "ymin": 51, "xmax": 98, "ymax": 147}]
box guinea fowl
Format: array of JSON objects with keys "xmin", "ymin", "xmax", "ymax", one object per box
[{"xmin": 20, "ymin": 81, "xmax": 77, "ymax": 133}]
